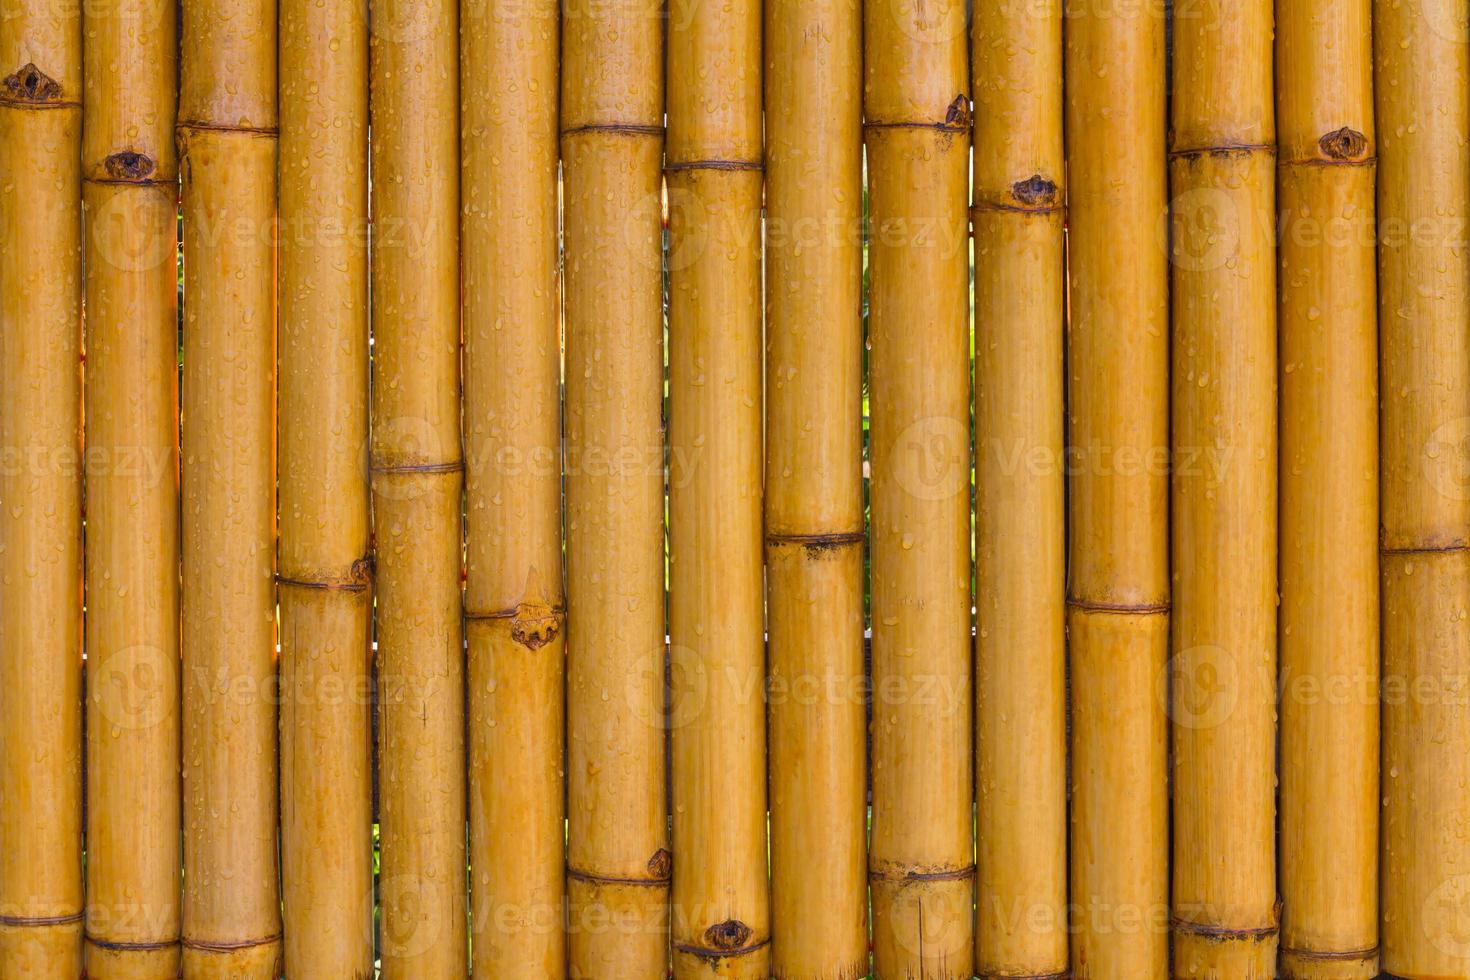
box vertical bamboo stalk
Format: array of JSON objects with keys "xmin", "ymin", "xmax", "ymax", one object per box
[
  {"xmin": 461, "ymin": 0, "xmax": 565, "ymax": 975},
  {"xmin": 665, "ymin": 0, "xmax": 768, "ymax": 974},
  {"xmin": 81, "ymin": 0, "xmax": 181, "ymax": 973},
  {"xmin": 1064, "ymin": 0, "xmax": 1170, "ymax": 974},
  {"xmin": 277, "ymin": 0, "xmax": 374, "ymax": 972},
  {"xmin": 177, "ymin": 1, "xmax": 280, "ymax": 975},
  {"xmin": 561, "ymin": 0, "xmax": 669, "ymax": 974},
  {"xmin": 764, "ymin": 0, "xmax": 866, "ymax": 976},
  {"xmin": 1276, "ymin": 0, "xmax": 1379, "ymax": 974},
  {"xmin": 0, "ymin": 3, "xmax": 83, "ymax": 974},
  {"xmin": 864, "ymin": 1, "xmax": 974, "ymax": 976},
  {"xmin": 1376, "ymin": 0, "xmax": 1470, "ymax": 973},
  {"xmin": 370, "ymin": 0, "xmax": 466, "ymax": 972},
  {"xmin": 1168, "ymin": 1, "xmax": 1279, "ymax": 976},
  {"xmin": 971, "ymin": 0, "xmax": 1067, "ymax": 972}
]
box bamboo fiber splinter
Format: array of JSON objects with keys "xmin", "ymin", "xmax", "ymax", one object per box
[
  {"xmin": 561, "ymin": 0, "xmax": 670, "ymax": 974},
  {"xmin": 971, "ymin": 0, "xmax": 1068, "ymax": 972},
  {"xmin": 764, "ymin": 0, "xmax": 866, "ymax": 975},
  {"xmin": 1375, "ymin": 0, "xmax": 1470, "ymax": 972},
  {"xmin": 81, "ymin": 0, "xmax": 182, "ymax": 973},
  {"xmin": 1276, "ymin": 0, "xmax": 1379, "ymax": 973},
  {"xmin": 462, "ymin": 0, "xmax": 566, "ymax": 974},
  {"xmin": 666, "ymin": 0, "xmax": 770, "ymax": 973},
  {"xmin": 864, "ymin": 0, "xmax": 974, "ymax": 975},
  {"xmin": 0, "ymin": 1, "xmax": 83, "ymax": 973},
  {"xmin": 1064, "ymin": 0, "xmax": 1170, "ymax": 974},
  {"xmin": 277, "ymin": 0, "xmax": 374, "ymax": 972},
  {"xmin": 178, "ymin": 0, "xmax": 281, "ymax": 973},
  {"xmin": 369, "ymin": 0, "xmax": 467, "ymax": 971}
]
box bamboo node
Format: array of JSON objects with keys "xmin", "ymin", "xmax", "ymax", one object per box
[
  {"xmin": 704, "ymin": 919, "xmax": 753, "ymax": 951},
  {"xmin": 2, "ymin": 63, "xmax": 60, "ymax": 103},
  {"xmin": 1011, "ymin": 174, "xmax": 1059, "ymax": 208},
  {"xmin": 103, "ymin": 151, "xmax": 156, "ymax": 181},
  {"xmin": 0, "ymin": 910, "xmax": 84, "ymax": 927},
  {"xmin": 1319, "ymin": 126, "xmax": 1369, "ymax": 161}
]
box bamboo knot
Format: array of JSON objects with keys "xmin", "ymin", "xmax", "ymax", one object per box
[
  {"xmin": 1012, "ymin": 174, "xmax": 1059, "ymax": 208},
  {"xmin": 647, "ymin": 847, "xmax": 672, "ymax": 879},
  {"xmin": 704, "ymin": 919, "xmax": 753, "ymax": 951},
  {"xmin": 2, "ymin": 63, "xmax": 60, "ymax": 103},
  {"xmin": 103, "ymin": 151, "xmax": 156, "ymax": 181},
  {"xmin": 1319, "ymin": 126, "xmax": 1369, "ymax": 162},
  {"xmin": 511, "ymin": 597, "xmax": 561, "ymax": 650}
]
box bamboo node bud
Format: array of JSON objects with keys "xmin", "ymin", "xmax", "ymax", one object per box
[
  {"xmin": 2, "ymin": 63, "xmax": 60, "ymax": 103},
  {"xmin": 103, "ymin": 151, "xmax": 156, "ymax": 181},
  {"xmin": 510, "ymin": 598, "xmax": 561, "ymax": 650},
  {"xmin": 1318, "ymin": 126, "xmax": 1368, "ymax": 161},
  {"xmin": 704, "ymin": 919, "xmax": 753, "ymax": 951},
  {"xmin": 647, "ymin": 848, "xmax": 672, "ymax": 879},
  {"xmin": 944, "ymin": 93, "xmax": 971, "ymax": 129},
  {"xmin": 1011, "ymin": 174, "xmax": 1059, "ymax": 208}
]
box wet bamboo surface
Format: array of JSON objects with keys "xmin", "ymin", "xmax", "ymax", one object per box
[
  {"xmin": 81, "ymin": 0, "xmax": 182, "ymax": 974},
  {"xmin": 1064, "ymin": 0, "xmax": 1170, "ymax": 974},
  {"xmin": 369, "ymin": 0, "xmax": 467, "ymax": 972},
  {"xmin": 0, "ymin": 1, "xmax": 83, "ymax": 974},
  {"xmin": 1276, "ymin": 0, "xmax": 1380, "ymax": 973},
  {"xmin": 864, "ymin": 1, "xmax": 974, "ymax": 977},
  {"xmin": 178, "ymin": 0, "xmax": 281, "ymax": 973},
  {"xmin": 561, "ymin": 0, "xmax": 670, "ymax": 975},
  {"xmin": 665, "ymin": 0, "xmax": 769, "ymax": 974},
  {"xmin": 1169, "ymin": 0, "xmax": 1280, "ymax": 974},
  {"xmin": 764, "ymin": 0, "xmax": 867, "ymax": 977},
  {"xmin": 462, "ymin": 0, "xmax": 566, "ymax": 975},
  {"xmin": 276, "ymin": 0, "xmax": 375, "ymax": 972},
  {"xmin": 971, "ymin": 0, "xmax": 1067, "ymax": 973},
  {"xmin": 1376, "ymin": 0, "xmax": 1470, "ymax": 972}
]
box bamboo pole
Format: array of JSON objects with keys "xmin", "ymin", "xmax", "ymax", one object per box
[
  {"xmin": 1064, "ymin": 0, "xmax": 1169, "ymax": 974},
  {"xmin": 0, "ymin": 3, "xmax": 83, "ymax": 974},
  {"xmin": 1276, "ymin": 0, "xmax": 1379, "ymax": 974},
  {"xmin": 561, "ymin": 0, "xmax": 669, "ymax": 974},
  {"xmin": 1168, "ymin": 1, "xmax": 1278, "ymax": 976},
  {"xmin": 177, "ymin": 1, "xmax": 280, "ymax": 974},
  {"xmin": 1376, "ymin": 0, "xmax": 1470, "ymax": 972},
  {"xmin": 369, "ymin": 0, "xmax": 467, "ymax": 972},
  {"xmin": 276, "ymin": 0, "xmax": 374, "ymax": 972},
  {"xmin": 462, "ymin": 0, "xmax": 565, "ymax": 975},
  {"xmin": 971, "ymin": 0, "xmax": 1067, "ymax": 973},
  {"xmin": 864, "ymin": 2, "xmax": 974, "ymax": 976},
  {"xmin": 665, "ymin": 0, "xmax": 768, "ymax": 974},
  {"xmin": 81, "ymin": 0, "xmax": 181, "ymax": 973},
  {"xmin": 764, "ymin": 0, "xmax": 866, "ymax": 976}
]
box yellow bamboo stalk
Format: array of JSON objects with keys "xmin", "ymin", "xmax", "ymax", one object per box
[
  {"xmin": 370, "ymin": 0, "xmax": 466, "ymax": 972},
  {"xmin": 81, "ymin": 0, "xmax": 181, "ymax": 975},
  {"xmin": 1276, "ymin": 0, "xmax": 1378, "ymax": 974},
  {"xmin": 0, "ymin": 3, "xmax": 82, "ymax": 974},
  {"xmin": 177, "ymin": 1, "xmax": 280, "ymax": 974},
  {"xmin": 764, "ymin": 0, "xmax": 865, "ymax": 976},
  {"xmin": 461, "ymin": 0, "xmax": 565, "ymax": 975},
  {"xmin": 864, "ymin": 2, "xmax": 973, "ymax": 976},
  {"xmin": 666, "ymin": 0, "xmax": 768, "ymax": 974},
  {"xmin": 1376, "ymin": 0, "xmax": 1470, "ymax": 972},
  {"xmin": 971, "ymin": 0, "xmax": 1066, "ymax": 973},
  {"xmin": 1064, "ymin": 0, "xmax": 1169, "ymax": 973},
  {"xmin": 561, "ymin": 0, "xmax": 669, "ymax": 974},
  {"xmin": 1168, "ymin": 1, "xmax": 1278, "ymax": 976},
  {"xmin": 276, "ymin": 0, "xmax": 374, "ymax": 972}
]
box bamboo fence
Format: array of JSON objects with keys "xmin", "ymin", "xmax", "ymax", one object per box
[{"xmin": 0, "ymin": 2, "xmax": 1462, "ymax": 978}]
